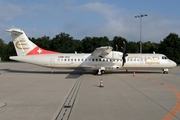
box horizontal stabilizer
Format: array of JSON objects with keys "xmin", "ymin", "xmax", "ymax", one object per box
[{"xmin": 6, "ymin": 29, "xmax": 23, "ymax": 35}]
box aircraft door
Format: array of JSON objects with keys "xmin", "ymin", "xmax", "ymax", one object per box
[{"xmin": 50, "ymin": 58, "xmax": 54, "ymax": 66}]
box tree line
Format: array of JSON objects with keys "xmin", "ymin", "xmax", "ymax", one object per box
[{"xmin": 0, "ymin": 32, "xmax": 180, "ymax": 64}]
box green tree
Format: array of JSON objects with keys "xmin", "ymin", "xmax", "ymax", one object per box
[
  {"xmin": 81, "ymin": 37, "xmax": 93, "ymax": 53},
  {"xmin": 2, "ymin": 41, "xmax": 16, "ymax": 61},
  {"xmin": 0, "ymin": 39, "xmax": 6, "ymax": 61},
  {"xmin": 2, "ymin": 31, "xmax": 180, "ymax": 64},
  {"xmin": 127, "ymin": 41, "xmax": 139, "ymax": 53},
  {"xmin": 112, "ymin": 36, "xmax": 127, "ymax": 52},
  {"xmin": 30, "ymin": 36, "xmax": 51, "ymax": 50},
  {"xmin": 72, "ymin": 39, "xmax": 83, "ymax": 53},
  {"xmin": 159, "ymin": 33, "xmax": 180, "ymax": 64},
  {"xmin": 50, "ymin": 33, "xmax": 76, "ymax": 53},
  {"xmin": 143, "ymin": 41, "xmax": 159, "ymax": 53},
  {"xmin": 82, "ymin": 36, "xmax": 110, "ymax": 53}
]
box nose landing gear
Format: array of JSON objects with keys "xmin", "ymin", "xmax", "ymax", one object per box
[{"xmin": 163, "ymin": 69, "xmax": 169, "ymax": 74}]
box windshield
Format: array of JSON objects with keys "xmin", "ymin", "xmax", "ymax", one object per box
[{"xmin": 162, "ymin": 56, "xmax": 168, "ymax": 60}]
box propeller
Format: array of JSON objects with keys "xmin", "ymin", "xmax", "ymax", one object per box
[
  {"xmin": 121, "ymin": 41, "xmax": 128, "ymax": 67},
  {"xmin": 116, "ymin": 44, "xmax": 118, "ymax": 51}
]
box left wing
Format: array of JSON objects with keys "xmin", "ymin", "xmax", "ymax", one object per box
[{"xmin": 92, "ymin": 46, "xmax": 113, "ymax": 57}]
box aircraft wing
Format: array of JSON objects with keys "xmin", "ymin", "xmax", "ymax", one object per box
[{"xmin": 92, "ymin": 46, "xmax": 113, "ymax": 57}]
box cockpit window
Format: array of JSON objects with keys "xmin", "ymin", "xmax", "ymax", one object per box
[{"xmin": 162, "ymin": 56, "xmax": 168, "ymax": 60}]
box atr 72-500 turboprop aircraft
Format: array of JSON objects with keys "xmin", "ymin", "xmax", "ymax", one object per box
[{"xmin": 6, "ymin": 28, "xmax": 176, "ymax": 75}]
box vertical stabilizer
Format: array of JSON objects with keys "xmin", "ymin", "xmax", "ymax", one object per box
[
  {"xmin": 6, "ymin": 28, "xmax": 59, "ymax": 56},
  {"xmin": 6, "ymin": 28, "xmax": 37, "ymax": 56}
]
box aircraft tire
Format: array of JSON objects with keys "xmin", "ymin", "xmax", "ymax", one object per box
[
  {"xmin": 101, "ymin": 70, "xmax": 105, "ymax": 74},
  {"xmin": 97, "ymin": 70, "xmax": 102, "ymax": 75},
  {"xmin": 163, "ymin": 71, "xmax": 168, "ymax": 74}
]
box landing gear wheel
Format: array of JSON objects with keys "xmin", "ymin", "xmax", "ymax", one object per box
[
  {"xmin": 101, "ymin": 70, "xmax": 105, "ymax": 74},
  {"xmin": 163, "ymin": 71, "xmax": 168, "ymax": 74},
  {"xmin": 96, "ymin": 70, "xmax": 105, "ymax": 75},
  {"xmin": 163, "ymin": 69, "xmax": 169, "ymax": 74},
  {"xmin": 98, "ymin": 70, "xmax": 102, "ymax": 75}
]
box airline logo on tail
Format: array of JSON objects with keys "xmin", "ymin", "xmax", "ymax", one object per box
[
  {"xmin": 15, "ymin": 40, "xmax": 29, "ymax": 49},
  {"xmin": 6, "ymin": 28, "xmax": 59, "ymax": 56}
]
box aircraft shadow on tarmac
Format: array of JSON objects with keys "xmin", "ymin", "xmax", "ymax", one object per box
[
  {"xmin": 1, "ymin": 69, "xmax": 85, "ymax": 79},
  {"xmin": 2, "ymin": 68, "xmax": 162, "ymax": 74},
  {"xmin": 1, "ymin": 69, "xmax": 162, "ymax": 79},
  {"xmin": 106, "ymin": 71, "xmax": 162, "ymax": 74}
]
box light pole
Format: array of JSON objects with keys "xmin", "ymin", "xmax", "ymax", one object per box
[{"xmin": 135, "ymin": 13, "xmax": 147, "ymax": 53}]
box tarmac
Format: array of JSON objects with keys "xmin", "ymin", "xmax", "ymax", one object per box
[{"xmin": 0, "ymin": 62, "xmax": 180, "ymax": 120}]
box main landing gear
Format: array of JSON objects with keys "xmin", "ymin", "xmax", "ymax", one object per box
[
  {"xmin": 163, "ymin": 69, "xmax": 169, "ymax": 74},
  {"xmin": 96, "ymin": 67, "xmax": 105, "ymax": 75}
]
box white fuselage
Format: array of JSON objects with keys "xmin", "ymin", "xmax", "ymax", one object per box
[
  {"xmin": 10, "ymin": 51, "xmax": 177, "ymax": 71},
  {"xmin": 6, "ymin": 28, "xmax": 177, "ymax": 74}
]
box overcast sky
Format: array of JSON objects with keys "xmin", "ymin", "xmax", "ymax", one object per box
[{"xmin": 1, "ymin": 0, "xmax": 180, "ymax": 43}]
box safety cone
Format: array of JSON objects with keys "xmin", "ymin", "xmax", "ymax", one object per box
[
  {"xmin": 99, "ymin": 79, "xmax": 104, "ymax": 87},
  {"xmin": 133, "ymin": 72, "xmax": 136, "ymax": 76}
]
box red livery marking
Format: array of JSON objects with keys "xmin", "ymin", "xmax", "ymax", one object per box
[{"xmin": 26, "ymin": 46, "xmax": 59, "ymax": 55}]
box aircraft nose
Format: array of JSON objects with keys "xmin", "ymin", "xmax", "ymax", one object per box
[
  {"xmin": 169, "ymin": 60, "xmax": 177, "ymax": 67},
  {"xmin": 172, "ymin": 61, "xmax": 177, "ymax": 67}
]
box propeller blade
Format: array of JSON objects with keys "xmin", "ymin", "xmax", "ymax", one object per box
[
  {"xmin": 121, "ymin": 41, "xmax": 128, "ymax": 67},
  {"xmin": 116, "ymin": 44, "xmax": 118, "ymax": 51}
]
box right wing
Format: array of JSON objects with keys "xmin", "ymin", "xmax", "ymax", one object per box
[{"xmin": 91, "ymin": 46, "xmax": 113, "ymax": 58}]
